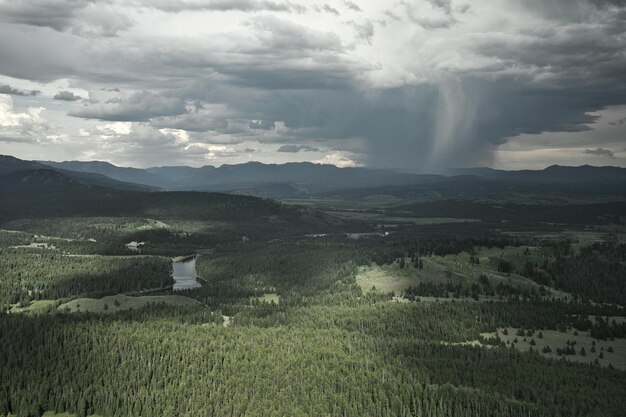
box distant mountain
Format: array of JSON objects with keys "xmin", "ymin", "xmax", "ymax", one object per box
[
  {"xmin": 41, "ymin": 159, "xmax": 442, "ymax": 196},
  {"xmin": 453, "ymin": 165, "xmax": 626, "ymax": 183},
  {"xmin": 146, "ymin": 162, "xmax": 442, "ymax": 190},
  {"xmin": 14, "ymin": 155, "xmax": 626, "ymax": 200},
  {"xmin": 41, "ymin": 160, "xmax": 167, "ymax": 188},
  {"xmin": 0, "ymin": 155, "xmax": 155, "ymax": 192}
]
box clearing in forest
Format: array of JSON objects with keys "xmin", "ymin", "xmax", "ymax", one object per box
[
  {"xmin": 356, "ymin": 260, "xmax": 449, "ymax": 295},
  {"xmin": 58, "ymin": 294, "xmax": 198, "ymax": 313},
  {"xmin": 9, "ymin": 299, "xmax": 58, "ymax": 314},
  {"xmin": 484, "ymin": 327, "xmax": 626, "ymax": 370},
  {"xmin": 251, "ymin": 293, "xmax": 280, "ymax": 304}
]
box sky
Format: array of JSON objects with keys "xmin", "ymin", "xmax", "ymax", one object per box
[{"xmin": 0, "ymin": 0, "xmax": 625, "ymax": 171}]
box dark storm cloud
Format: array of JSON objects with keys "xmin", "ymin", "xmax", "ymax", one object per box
[
  {"xmin": 0, "ymin": 0, "xmax": 91, "ymax": 31},
  {"xmin": 0, "ymin": 24, "xmax": 92, "ymax": 82},
  {"xmin": 0, "ymin": 84, "xmax": 40, "ymax": 96},
  {"xmin": 0, "ymin": 0, "xmax": 307, "ymax": 35},
  {"xmin": 474, "ymin": 21, "xmax": 626, "ymax": 90},
  {"xmin": 1, "ymin": 0, "xmax": 625, "ymax": 169},
  {"xmin": 583, "ymin": 147, "xmax": 615, "ymax": 158},
  {"xmin": 0, "ymin": 12, "xmax": 351, "ymax": 85},
  {"xmin": 277, "ymin": 144, "xmax": 320, "ymax": 152},
  {"xmin": 53, "ymin": 91, "xmax": 82, "ymax": 101},
  {"xmin": 217, "ymin": 73, "xmax": 625, "ymax": 170},
  {"xmin": 246, "ymin": 15, "xmax": 344, "ymax": 52},
  {"xmin": 0, "ymin": 0, "xmax": 134, "ymax": 36},
  {"xmin": 70, "ymin": 91, "xmax": 187, "ymax": 121},
  {"xmin": 521, "ymin": 0, "xmax": 626, "ymax": 20},
  {"xmin": 151, "ymin": 113, "xmax": 229, "ymax": 132}
]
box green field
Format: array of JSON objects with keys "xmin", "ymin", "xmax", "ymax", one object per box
[{"xmin": 251, "ymin": 293, "xmax": 280, "ymax": 304}]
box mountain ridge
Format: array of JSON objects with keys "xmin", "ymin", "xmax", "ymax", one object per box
[
  {"xmin": 452, "ymin": 165, "xmax": 626, "ymax": 182},
  {"xmin": 0, "ymin": 155, "xmax": 156, "ymax": 192}
]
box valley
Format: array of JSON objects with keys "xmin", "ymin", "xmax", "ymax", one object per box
[{"xmin": 0, "ymin": 156, "xmax": 625, "ymax": 417}]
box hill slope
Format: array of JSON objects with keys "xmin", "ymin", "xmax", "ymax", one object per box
[{"xmin": 0, "ymin": 155, "xmax": 156, "ymax": 191}]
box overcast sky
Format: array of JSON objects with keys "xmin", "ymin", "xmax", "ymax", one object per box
[{"xmin": 0, "ymin": 0, "xmax": 625, "ymax": 171}]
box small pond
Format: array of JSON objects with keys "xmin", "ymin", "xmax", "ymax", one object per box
[{"xmin": 172, "ymin": 256, "xmax": 201, "ymax": 291}]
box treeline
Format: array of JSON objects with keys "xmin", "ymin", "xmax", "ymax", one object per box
[
  {"xmin": 0, "ymin": 249, "xmax": 172, "ymax": 306},
  {"xmin": 547, "ymin": 242, "xmax": 626, "ymax": 305},
  {"xmin": 403, "ymin": 274, "xmax": 546, "ymax": 301},
  {"xmin": 366, "ymin": 236, "xmax": 528, "ymax": 265},
  {"xmin": 394, "ymin": 199, "xmax": 626, "ymax": 225}
]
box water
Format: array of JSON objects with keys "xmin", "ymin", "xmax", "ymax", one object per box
[{"xmin": 172, "ymin": 256, "xmax": 201, "ymax": 291}]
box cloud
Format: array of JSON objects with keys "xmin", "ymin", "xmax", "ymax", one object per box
[
  {"xmin": 343, "ymin": 1, "xmax": 361, "ymax": 12},
  {"xmin": 96, "ymin": 121, "xmax": 133, "ymax": 135},
  {"xmin": 0, "ymin": 0, "xmax": 134, "ymax": 37},
  {"xmin": 70, "ymin": 91, "xmax": 187, "ymax": 121},
  {"xmin": 402, "ymin": 0, "xmax": 458, "ymax": 29},
  {"xmin": 0, "ymin": 0, "xmax": 625, "ymax": 169},
  {"xmin": 455, "ymin": 3, "xmax": 471, "ymax": 14},
  {"xmin": 246, "ymin": 15, "xmax": 344, "ymax": 53},
  {"xmin": 314, "ymin": 152, "xmax": 358, "ymax": 167},
  {"xmin": 141, "ymin": 0, "xmax": 306, "ymax": 13},
  {"xmin": 0, "ymin": 94, "xmax": 49, "ymax": 143},
  {"xmin": 315, "ymin": 4, "xmax": 339, "ymax": 15},
  {"xmin": 89, "ymin": 122, "xmax": 199, "ymax": 166},
  {"xmin": 0, "ymin": 84, "xmax": 40, "ymax": 96},
  {"xmin": 248, "ymin": 120, "xmax": 276, "ymax": 130},
  {"xmin": 53, "ymin": 91, "xmax": 82, "ymax": 101},
  {"xmin": 152, "ymin": 110, "xmax": 229, "ymax": 132},
  {"xmin": 277, "ymin": 144, "xmax": 320, "ymax": 152},
  {"xmin": 350, "ymin": 20, "xmax": 374, "ymax": 44},
  {"xmin": 583, "ymin": 147, "xmax": 615, "ymax": 158}
]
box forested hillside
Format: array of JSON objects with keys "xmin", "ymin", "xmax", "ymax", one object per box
[{"xmin": 2, "ymin": 301, "xmax": 626, "ymax": 417}]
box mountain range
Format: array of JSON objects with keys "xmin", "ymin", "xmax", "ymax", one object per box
[
  {"xmin": 40, "ymin": 160, "xmax": 439, "ymax": 195},
  {"xmin": 2, "ymin": 155, "xmax": 626, "ymax": 200}
]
